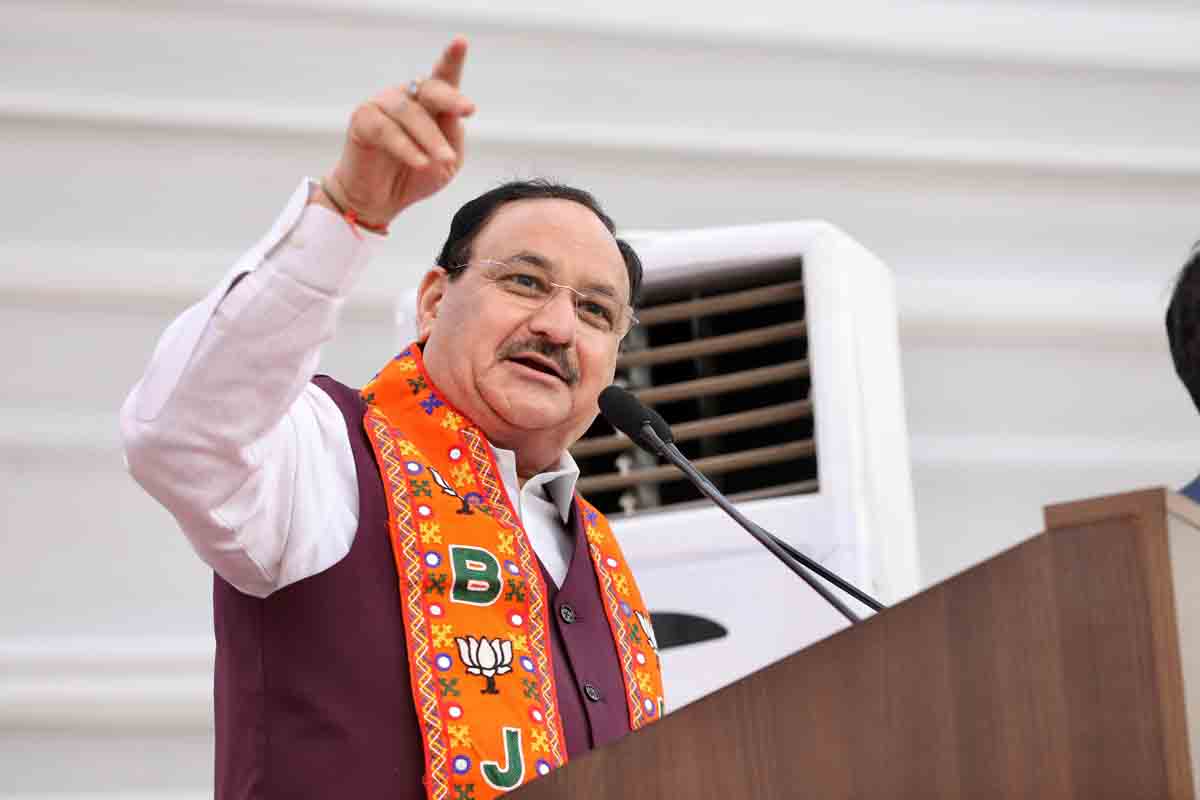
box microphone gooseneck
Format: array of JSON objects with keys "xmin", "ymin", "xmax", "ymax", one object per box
[{"xmin": 598, "ymin": 384, "xmax": 885, "ymax": 624}]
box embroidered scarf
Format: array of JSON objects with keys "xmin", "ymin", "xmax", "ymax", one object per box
[{"xmin": 361, "ymin": 344, "xmax": 665, "ymax": 800}]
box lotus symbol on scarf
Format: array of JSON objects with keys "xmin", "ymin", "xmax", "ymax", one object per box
[{"xmin": 455, "ymin": 636, "xmax": 514, "ymax": 695}]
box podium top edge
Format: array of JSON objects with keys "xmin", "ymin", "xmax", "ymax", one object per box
[{"xmin": 1043, "ymin": 486, "xmax": 1174, "ymax": 531}]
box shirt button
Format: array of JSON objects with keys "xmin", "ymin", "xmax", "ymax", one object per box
[
  {"xmin": 583, "ymin": 683, "xmax": 602, "ymax": 702},
  {"xmin": 559, "ymin": 604, "xmax": 577, "ymax": 624}
]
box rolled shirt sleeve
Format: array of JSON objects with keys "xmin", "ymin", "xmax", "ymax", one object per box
[{"xmin": 120, "ymin": 179, "xmax": 378, "ymax": 597}]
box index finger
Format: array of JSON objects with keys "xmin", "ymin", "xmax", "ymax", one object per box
[{"xmin": 431, "ymin": 37, "xmax": 468, "ymax": 88}]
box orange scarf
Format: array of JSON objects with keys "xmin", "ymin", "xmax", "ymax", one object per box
[{"xmin": 361, "ymin": 344, "xmax": 665, "ymax": 799}]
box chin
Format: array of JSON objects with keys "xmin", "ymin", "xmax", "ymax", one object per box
[
  {"xmin": 508, "ymin": 399, "xmax": 575, "ymax": 432},
  {"xmin": 481, "ymin": 384, "xmax": 571, "ymax": 431}
]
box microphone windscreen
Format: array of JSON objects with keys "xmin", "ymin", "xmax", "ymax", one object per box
[
  {"xmin": 598, "ymin": 385, "xmax": 675, "ymax": 451},
  {"xmin": 598, "ymin": 385, "xmax": 649, "ymax": 442}
]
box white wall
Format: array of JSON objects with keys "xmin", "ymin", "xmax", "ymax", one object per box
[{"xmin": 4, "ymin": 0, "xmax": 1200, "ymax": 795}]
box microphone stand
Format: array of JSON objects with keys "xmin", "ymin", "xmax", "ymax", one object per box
[{"xmin": 639, "ymin": 423, "xmax": 885, "ymax": 624}]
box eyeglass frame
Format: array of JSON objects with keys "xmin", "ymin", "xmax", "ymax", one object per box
[{"xmin": 444, "ymin": 257, "xmax": 640, "ymax": 337}]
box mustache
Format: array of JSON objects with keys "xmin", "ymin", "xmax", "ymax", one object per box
[{"xmin": 498, "ymin": 338, "xmax": 580, "ymax": 385}]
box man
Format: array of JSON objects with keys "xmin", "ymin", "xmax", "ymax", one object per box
[
  {"xmin": 1167, "ymin": 241, "xmax": 1200, "ymax": 502},
  {"xmin": 120, "ymin": 38, "xmax": 664, "ymax": 799}
]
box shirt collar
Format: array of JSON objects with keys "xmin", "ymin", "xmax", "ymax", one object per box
[{"xmin": 489, "ymin": 446, "xmax": 581, "ymax": 523}]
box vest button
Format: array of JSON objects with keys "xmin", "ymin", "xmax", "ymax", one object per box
[
  {"xmin": 583, "ymin": 683, "xmax": 602, "ymax": 702},
  {"xmin": 559, "ymin": 604, "xmax": 577, "ymax": 624}
]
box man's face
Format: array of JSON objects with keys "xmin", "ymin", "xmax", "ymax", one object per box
[{"xmin": 417, "ymin": 198, "xmax": 630, "ymax": 473}]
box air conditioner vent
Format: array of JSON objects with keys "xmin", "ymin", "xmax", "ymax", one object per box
[{"xmin": 571, "ymin": 262, "xmax": 816, "ymax": 515}]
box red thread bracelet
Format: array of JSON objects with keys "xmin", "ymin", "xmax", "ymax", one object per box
[{"xmin": 319, "ymin": 180, "xmax": 389, "ymax": 237}]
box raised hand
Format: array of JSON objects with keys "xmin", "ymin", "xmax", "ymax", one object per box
[{"xmin": 322, "ymin": 37, "xmax": 474, "ymax": 230}]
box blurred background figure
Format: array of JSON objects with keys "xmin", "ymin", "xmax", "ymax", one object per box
[{"xmin": 1166, "ymin": 243, "xmax": 1200, "ymax": 502}]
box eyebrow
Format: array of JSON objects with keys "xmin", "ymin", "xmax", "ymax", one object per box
[{"xmin": 507, "ymin": 250, "xmax": 621, "ymax": 300}]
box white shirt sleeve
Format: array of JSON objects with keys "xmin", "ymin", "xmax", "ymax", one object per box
[{"xmin": 119, "ymin": 179, "xmax": 378, "ymax": 598}]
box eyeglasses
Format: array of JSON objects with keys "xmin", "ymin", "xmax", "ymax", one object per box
[{"xmin": 448, "ymin": 258, "xmax": 638, "ymax": 337}]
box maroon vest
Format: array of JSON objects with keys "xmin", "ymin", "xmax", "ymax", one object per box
[{"xmin": 213, "ymin": 376, "xmax": 632, "ymax": 798}]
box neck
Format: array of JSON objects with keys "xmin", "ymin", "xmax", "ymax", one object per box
[{"xmin": 515, "ymin": 450, "xmax": 560, "ymax": 488}]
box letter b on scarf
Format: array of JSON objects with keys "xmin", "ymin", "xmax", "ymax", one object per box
[{"xmin": 450, "ymin": 545, "xmax": 502, "ymax": 606}]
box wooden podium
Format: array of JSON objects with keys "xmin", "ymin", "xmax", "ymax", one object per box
[{"xmin": 512, "ymin": 488, "xmax": 1200, "ymax": 799}]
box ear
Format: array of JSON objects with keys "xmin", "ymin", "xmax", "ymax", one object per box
[{"xmin": 415, "ymin": 268, "xmax": 450, "ymax": 343}]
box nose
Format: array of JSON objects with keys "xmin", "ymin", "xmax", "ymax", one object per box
[{"xmin": 526, "ymin": 285, "xmax": 578, "ymax": 344}]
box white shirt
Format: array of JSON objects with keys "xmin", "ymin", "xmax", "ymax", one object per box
[{"xmin": 119, "ymin": 179, "xmax": 580, "ymax": 598}]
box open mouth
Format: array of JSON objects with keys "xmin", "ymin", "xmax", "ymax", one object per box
[{"xmin": 507, "ymin": 354, "xmax": 568, "ymax": 383}]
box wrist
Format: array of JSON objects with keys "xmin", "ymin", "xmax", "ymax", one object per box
[
  {"xmin": 314, "ymin": 178, "xmax": 390, "ymax": 236},
  {"xmin": 309, "ymin": 182, "xmax": 341, "ymax": 216}
]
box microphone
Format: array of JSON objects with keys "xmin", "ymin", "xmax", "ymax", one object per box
[
  {"xmin": 598, "ymin": 385, "xmax": 884, "ymax": 624},
  {"xmin": 598, "ymin": 385, "xmax": 674, "ymax": 453}
]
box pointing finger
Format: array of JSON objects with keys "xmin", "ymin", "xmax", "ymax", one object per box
[{"xmin": 430, "ymin": 36, "xmax": 468, "ymax": 88}]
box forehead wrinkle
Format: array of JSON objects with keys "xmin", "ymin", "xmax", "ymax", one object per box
[
  {"xmin": 505, "ymin": 249, "xmax": 623, "ymax": 300},
  {"xmin": 507, "ymin": 251, "xmax": 555, "ymax": 271}
]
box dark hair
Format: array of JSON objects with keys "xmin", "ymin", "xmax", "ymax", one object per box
[
  {"xmin": 1166, "ymin": 242, "xmax": 1200, "ymax": 412},
  {"xmin": 435, "ymin": 178, "xmax": 643, "ymax": 308}
]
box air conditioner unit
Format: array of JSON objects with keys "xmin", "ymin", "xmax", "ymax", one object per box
[
  {"xmin": 397, "ymin": 221, "xmax": 919, "ymax": 710},
  {"xmin": 602, "ymin": 221, "xmax": 919, "ymax": 709}
]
